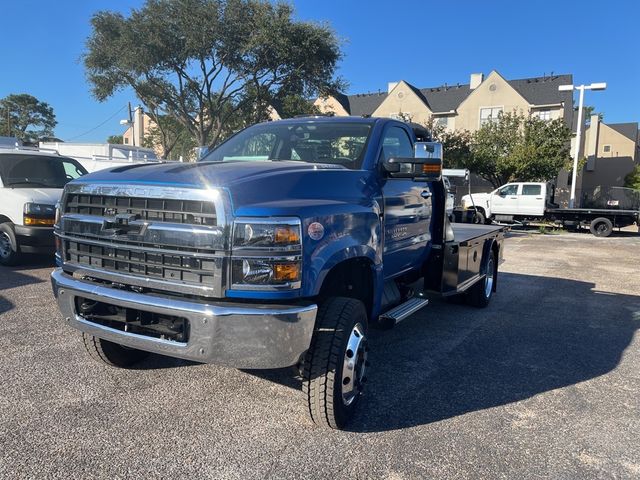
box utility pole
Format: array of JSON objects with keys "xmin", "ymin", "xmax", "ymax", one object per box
[{"xmin": 558, "ymin": 82, "xmax": 607, "ymax": 208}]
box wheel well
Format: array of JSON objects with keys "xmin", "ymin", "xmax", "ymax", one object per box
[
  {"xmin": 0, "ymin": 215, "xmax": 11, "ymax": 225},
  {"xmin": 318, "ymin": 258, "xmax": 375, "ymax": 320}
]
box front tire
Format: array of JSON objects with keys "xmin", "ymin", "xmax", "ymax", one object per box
[
  {"xmin": 0, "ymin": 222, "xmax": 22, "ymax": 266},
  {"xmin": 303, "ymin": 297, "xmax": 369, "ymax": 430},
  {"xmin": 472, "ymin": 210, "xmax": 486, "ymax": 225},
  {"xmin": 82, "ymin": 333, "xmax": 150, "ymax": 368}
]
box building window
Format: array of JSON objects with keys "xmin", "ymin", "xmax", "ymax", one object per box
[
  {"xmin": 434, "ymin": 117, "xmax": 449, "ymax": 128},
  {"xmin": 124, "ymin": 137, "xmax": 129, "ymax": 144},
  {"xmin": 536, "ymin": 110, "xmax": 551, "ymax": 121},
  {"xmin": 603, "ymin": 145, "xmax": 611, "ymax": 153},
  {"xmin": 480, "ymin": 107, "xmax": 503, "ymax": 126}
]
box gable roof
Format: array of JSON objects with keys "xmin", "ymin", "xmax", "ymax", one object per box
[
  {"xmin": 332, "ymin": 73, "xmax": 575, "ymax": 121},
  {"xmin": 419, "ymin": 84, "xmax": 471, "ymax": 113},
  {"xmin": 607, "ymin": 122, "xmax": 639, "ymax": 143}
]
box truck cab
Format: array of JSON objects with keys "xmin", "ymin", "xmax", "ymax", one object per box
[
  {"xmin": 50, "ymin": 116, "xmax": 504, "ymax": 429},
  {"xmin": 0, "ymin": 147, "xmax": 87, "ymax": 265}
]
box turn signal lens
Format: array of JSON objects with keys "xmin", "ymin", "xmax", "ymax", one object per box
[
  {"xmin": 422, "ymin": 164, "xmax": 441, "ymax": 174},
  {"xmin": 24, "ymin": 216, "xmax": 55, "ymax": 226},
  {"xmin": 274, "ymin": 262, "xmax": 301, "ymax": 282},
  {"xmin": 275, "ymin": 226, "xmax": 300, "ymax": 245}
]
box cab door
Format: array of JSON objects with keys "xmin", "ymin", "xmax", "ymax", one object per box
[
  {"xmin": 519, "ymin": 184, "xmax": 545, "ymax": 216},
  {"xmin": 491, "ymin": 184, "xmax": 520, "ymax": 215},
  {"xmin": 380, "ymin": 125, "xmax": 432, "ymax": 278}
]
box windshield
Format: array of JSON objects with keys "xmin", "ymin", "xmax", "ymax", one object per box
[
  {"xmin": 0, "ymin": 154, "xmax": 88, "ymax": 188},
  {"xmin": 202, "ymin": 122, "xmax": 372, "ymax": 169}
]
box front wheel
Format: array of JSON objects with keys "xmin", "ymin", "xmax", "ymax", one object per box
[
  {"xmin": 82, "ymin": 333, "xmax": 150, "ymax": 368},
  {"xmin": 303, "ymin": 297, "xmax": 369, "ymax": 429},
  {"xmin": 472, "ymin": 210, "xmax": 486, "ymax": 225},
  {"xmin": 0, "ymin": 222, "xmax": 22, "ymax": 266}
]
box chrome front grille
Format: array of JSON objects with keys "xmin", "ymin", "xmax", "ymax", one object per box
[
  {"xmin": 58, "ymin": 183, "xmax": 230, "ymax": 297},
  {"xmin": 64, "ymin": 194, "xmax": 217, "ymax": 226}
]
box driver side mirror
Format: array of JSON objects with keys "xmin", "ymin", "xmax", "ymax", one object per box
[{"xmin": 384, "ymin": 141, "xmax": 443, "ymax": 181}]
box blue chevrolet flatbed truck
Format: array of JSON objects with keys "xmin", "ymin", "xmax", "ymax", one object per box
[{"xmin": 51, "ymin": 116, "xmax": 504, "ymax": 429}]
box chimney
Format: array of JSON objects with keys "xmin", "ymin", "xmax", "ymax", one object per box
[
  {"xmin": 470, "ymin": 73, "xmax": 484, "ymax": 90},
  {"xmin": 387, "ymin": 81, "xmax": 399, "ymax": 93}
]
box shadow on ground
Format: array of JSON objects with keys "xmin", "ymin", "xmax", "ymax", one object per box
[{"xmin": 248, "ymin": 272, "xmax": 640, "ymax": 432}]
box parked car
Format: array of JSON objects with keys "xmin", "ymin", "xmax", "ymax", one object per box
[{"xmin": 0, "ymin": 146, "xmax": 87, "ymax": 265}]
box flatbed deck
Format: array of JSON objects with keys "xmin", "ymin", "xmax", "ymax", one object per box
[{"xmin": 451, "ymin": 223, "xmax": 505, "ymax": 246}]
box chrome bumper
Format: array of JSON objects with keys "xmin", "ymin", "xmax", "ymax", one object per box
[{"xmin": 51, "ymin": 269, "xmax": 317, "ymax": 369}]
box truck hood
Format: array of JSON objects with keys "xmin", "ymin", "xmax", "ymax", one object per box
[
  {"xmin": 74, "ymin": 160, "xmax": 346, "ymax": 189},
  {"xmin": 69, "ymin": 160, "xmax": 369, "ymax": 217},
  {"xmin": 461, "ymin": 192, "xmax": 492, "ymax": 207},
  {"xmin": 3, "ymin": 187, "xmax": 63, "ymax": 205}
]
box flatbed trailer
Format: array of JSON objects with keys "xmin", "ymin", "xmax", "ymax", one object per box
[{"xmin": 544, "ymin": 208, "xmax": 640, "ymax": 236}]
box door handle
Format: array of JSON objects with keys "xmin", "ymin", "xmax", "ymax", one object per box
[
  {"xmin": 421, "ymin": 190, "xmax": 432, "ymax": 199},
  {"xmin": 509, "ymin": 196, "xmax": 517, "ymax": 199}
]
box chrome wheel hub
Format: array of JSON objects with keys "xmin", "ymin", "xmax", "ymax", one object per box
[
  {"xmin": 341, "ymin": 322, "xmax": 368, "ymax": 406},
  {"xmin": 0, "ymin": 232, "xmax": 11, "ymax": 259},
  {"xmin": 485, "ymin": 257, "xmax": 494, "ymax": 298}
]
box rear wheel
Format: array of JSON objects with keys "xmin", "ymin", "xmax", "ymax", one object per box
[
  {"xmin": 589, "ymin": 217, "xmax": 613, "ymax": 237},
  {"xmin": 303, "ymin": 297, "xmax": 369, "ymax": 429},
  {"xmin": 0, "ymin": 223, "xmax": 22, "ymax": 266},
  {"xmin": 467, "ymin": 250, "xmax": 496, "ymax": 308},
  {"xmin": 82, "ymin": 333, "xmax": 149, "ymax": 368}
]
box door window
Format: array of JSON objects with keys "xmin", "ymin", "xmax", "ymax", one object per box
[
  {"xmin": 497, "ymin": 184, "xmax": 518, "ymax": 196},
  {"xmin": 380, "ymin": 126, "xmax": 413, "ymax": 162},
  {"xmin": 522, "ymin": 184, "xmax": 542, "ymax": 196}
]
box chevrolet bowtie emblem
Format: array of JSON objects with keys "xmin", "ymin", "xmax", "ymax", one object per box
[{"xmin": 102, "ymin": 213, "xmax": 142, "ymax": 236}]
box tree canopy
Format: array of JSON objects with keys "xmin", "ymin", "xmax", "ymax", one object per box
[
  {"xmin": 0, "ymin": 94, "xmax": 57, "ymax": 144},
  {"xmin": 84, "ymin": 0, "xmax": 343, "ymax": 149},
  {"xmin": 429, "ymin": 112, "xmax": 572, "ymax": 188}
]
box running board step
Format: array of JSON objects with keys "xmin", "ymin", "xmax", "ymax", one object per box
[{"xmin": 379, "ymin": 297, "xmax": 429, "ymax": 328}]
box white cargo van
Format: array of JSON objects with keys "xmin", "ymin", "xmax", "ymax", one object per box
[{"xmin": 0, "ymin": 146, "xmax": 87, "ymax": 265}]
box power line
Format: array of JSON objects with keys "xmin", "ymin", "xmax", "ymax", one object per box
[{"xmin": 64, "ymin": 104, "xmax": 128, "ymax": 141}]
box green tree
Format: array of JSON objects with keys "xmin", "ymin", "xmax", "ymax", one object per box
[
  {"xmin": 106, "ymin": 134, "xmax": 124, "ymax": 144},
  {"xmin": 0, "ymin": 94, "xmax": 57, "ymax": 143},
  {"xmin": 470, "ymin": 112, "xmax": 572, "ymax": 188},
  {"xmin": 142, "ymin": 115, "xmax": 197, "ymax": 160},
  {"xmin": 624, "ymin": 165, "xmax": 640, "ymax": 190},
  {"xmin": 84, "ymin": 0, "xmax": 343, "ymax": 149}
]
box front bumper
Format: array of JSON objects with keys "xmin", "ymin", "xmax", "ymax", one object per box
[
  {"xmin": 51, "ymin": 269, "xmax": 317, "ymax": 369},
  {"xmin": 15, "ymin": 225, "xmax": 55, "ymax": 254}
]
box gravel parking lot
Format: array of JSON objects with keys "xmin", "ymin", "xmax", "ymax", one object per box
[{"xmin": 1, "ymin": 230, "xmax": 639, "ymax": 479}]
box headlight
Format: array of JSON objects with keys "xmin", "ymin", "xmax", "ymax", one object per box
[
  {"xmin": 23, "ymin": 203, "xmax": 56, "ymax": 226},
  {"xmin": 233, "ymin": 221, "xmax": 301, "ymax": 249},
  {"xmin": 232, "ymin": 258, "xmax": 301, "ymax": 286},
  {"xmin": 232, "ymin": 218, "xmax": 302, "ymax": 289}
]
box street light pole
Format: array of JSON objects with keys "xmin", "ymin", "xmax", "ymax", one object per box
[
  {"xmin": 570, "ymin": 85, "xmax": 586, "ymax": 208},
  {"xmin": 559, "ymin": 82, "xmax": 607, "ymax": 208}
]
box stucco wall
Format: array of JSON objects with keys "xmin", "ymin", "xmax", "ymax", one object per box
[{"xmin": 455, "ymin": 71, "xmax": 530, "ymax": 132}]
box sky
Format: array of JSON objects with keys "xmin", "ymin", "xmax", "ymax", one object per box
[{"xmin": 1, "ymin": 0, "xmax": 638, "ymax": 143}]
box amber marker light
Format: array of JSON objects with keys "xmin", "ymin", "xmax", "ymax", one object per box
[
  {"xmin": 274, "ymin": 262, "xmax": 301, "ymax": 282},
  {"xmin": 24, "ymin": 216, "xmax": 55, "ymax": 226},
  {"xmin": 274, "ymin": 225, "xmax": 300, "ymax": 245}
]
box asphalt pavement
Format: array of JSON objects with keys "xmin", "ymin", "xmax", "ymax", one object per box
[{"xmin": 1, "ymin": 230, "xmax": 639, "ymax": 479}]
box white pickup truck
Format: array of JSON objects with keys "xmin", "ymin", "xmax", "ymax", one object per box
[{"xmin": 461, "ymin": 182, "xmax": 639, "ymax": 237}]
